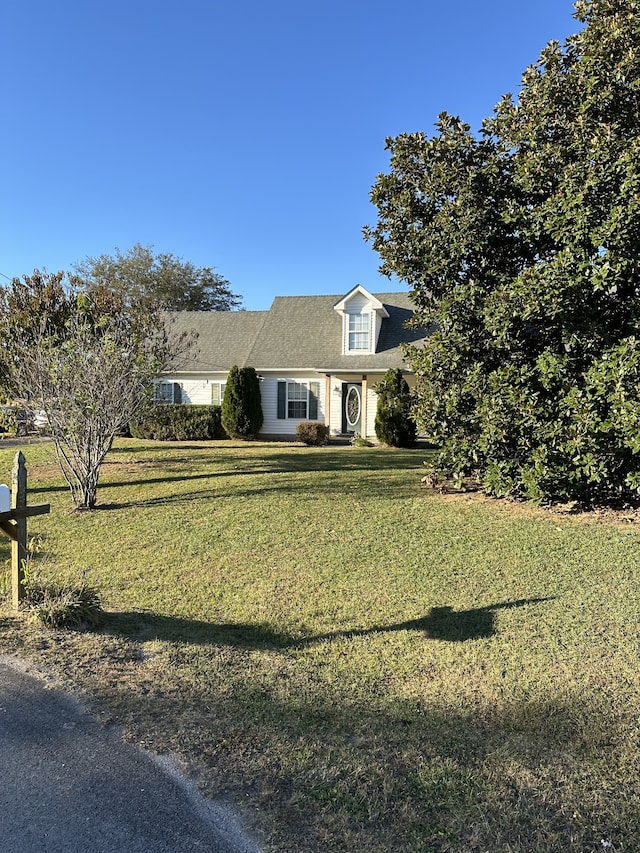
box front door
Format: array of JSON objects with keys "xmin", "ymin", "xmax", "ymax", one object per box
[{"xmin": 342, "ymin": 383, "xmax": 362, "ymax": 434}]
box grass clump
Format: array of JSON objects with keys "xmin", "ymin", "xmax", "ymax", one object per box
[
  {"xmin": 352, "ymin": 432, "xmax": 374, "ymax": 447},
  {"xmin": 9, "ymin": 538, "xmax": 105, "ymax": 629},
  {"xmin": 22, "ymin": 577, "xmax": 104, "ymax": 629}
]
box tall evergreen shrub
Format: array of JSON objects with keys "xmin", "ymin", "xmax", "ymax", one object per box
[
  {"xmin": 221, "ymin": 366, "xmax": 263, "ymax": 439},
  {"xmin": 374, "ymin": 368, "xmax": 416, "ymax": 447}
]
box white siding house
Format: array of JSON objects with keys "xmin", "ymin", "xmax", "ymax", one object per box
[{"xmin": 158, "ymin": 286, "xmax": 425, "ymax": 440}]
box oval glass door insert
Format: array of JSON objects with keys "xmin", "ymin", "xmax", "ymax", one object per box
[{"xmin": 345, "ymin": 386, "xmax": 361, "ymax": 428}]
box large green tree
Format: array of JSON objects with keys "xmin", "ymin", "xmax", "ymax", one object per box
[
  {"xmin": 73, "ymin": 243, "xmax": 242, "ymax": 312},
  {"xmin": 0, "ymin": 270, "xmax": 184, "ymax": 508},
  {"xmin": 365, "ymin": 0, "xmax": 640, "ymax": 504}
]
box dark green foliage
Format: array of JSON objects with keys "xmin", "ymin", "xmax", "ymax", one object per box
[
  {"xmin": 130, "ymin": 404, "xmax": 227, "ymax": 441},
  {"xmin": 366, "ymin": 0, "xmax": 640, "ymax": 504},
  {"xmin": 73, "ymin": 243, "xmax": 242, "ymax": 312},
  {"xmin": 296, "ymin": 421, "xmax": 328, "ymax": 446},
  {"xmin": 374, "ymin": 369, "xmax": 416, "ymax": 448},
  {"xmin": 0, "ymin": 406, "xmax": 29, "ymax": 437},
  {"xmin": 221, "ymin": 366, "xmax": 264, "ymax": 439}
]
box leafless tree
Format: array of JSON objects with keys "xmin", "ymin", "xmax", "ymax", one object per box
[{"xmin": 1, "ymin": 271, "xmax": 190, "ymax": 509}]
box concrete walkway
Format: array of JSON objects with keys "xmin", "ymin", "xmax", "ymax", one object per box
[{"xmin": 0, "ymin": 656, "xmax": 261, "ymax": 853}]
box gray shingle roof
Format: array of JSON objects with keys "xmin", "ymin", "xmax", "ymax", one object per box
[
  {"xmin": 164, "ymin": 291, "xmax": 424, "ymax": 374},
  {"xmin": 165, "ymin": 311, "xmax": 267, "ymax": 372}
]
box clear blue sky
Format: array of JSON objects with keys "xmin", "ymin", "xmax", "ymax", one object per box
[{"xmin": 2, "ymin": 1, "xmax": 579, "ymax": 310}]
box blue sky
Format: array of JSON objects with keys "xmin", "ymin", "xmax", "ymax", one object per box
[{"xmin": 2, "ymin": 1, "xmax": 579, "ymax": 310}]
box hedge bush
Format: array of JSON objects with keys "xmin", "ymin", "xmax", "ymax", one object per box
[
  {"xmin": 296, "ymin": 421, "xmax": 328, "ymax": 446},
  {"xmin": 130, "ymin": 404, "xmax": 227, "ymax": 441}
]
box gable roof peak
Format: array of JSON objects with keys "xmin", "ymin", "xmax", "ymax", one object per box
[{"xmin": 333, "ymin": 284, "xmax": 389, "ymax": 317}]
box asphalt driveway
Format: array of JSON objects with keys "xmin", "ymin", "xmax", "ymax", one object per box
[{"xmin": 0, "ymin": 656, "xmax": 261, "ymax": 853}]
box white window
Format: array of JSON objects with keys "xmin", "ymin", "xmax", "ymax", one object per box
[
  {"xmin": 277, "ymin": 380, "xmax": 320, "ymax": 420},
  {"xmin": 154, "ymin": 381, "xmax": 182, "ymax": 404},
  {"xmin": 348, "ymin": 312, "xmax": 370, "ymax": 351},
  {"xmin": 287, "ymin": 382, "xmax": 307, "ymax": 418},
  {"xmin": 334, "ymin": 286, "xmax": 389, "ymax": 355},
  {"xmin": 211, "ymin": 382, "xmax": 226, "ymax": 405}
]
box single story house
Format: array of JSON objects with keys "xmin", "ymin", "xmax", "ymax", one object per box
[{"xmin": 157, "ymin": 285, "xmax": 425, "ymax": 440}]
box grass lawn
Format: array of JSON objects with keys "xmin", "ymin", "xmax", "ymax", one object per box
[{"xmin": 1, "ymin": 438, "xmax": 639, "ymax": 852}]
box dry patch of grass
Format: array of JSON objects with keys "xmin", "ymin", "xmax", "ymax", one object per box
[{"xmin": 1, "ymin": 438, "xmax": 639, "ymax": 852}]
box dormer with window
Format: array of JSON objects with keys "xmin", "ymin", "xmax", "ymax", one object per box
[{"xmin": 334, "ymin": 285, "xmax": 389, "ymax": 355}]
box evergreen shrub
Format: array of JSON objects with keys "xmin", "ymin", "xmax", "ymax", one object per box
[
  {"xmin": 221, "ymin": 366, "xmax": 263, "ymax": 439},
  {"xmin": 374, "ymin": 369, "xmax": 416, "ymax": 448},
  {"xmin": 296, "ymin": 421, "xmax": 328, "ymax": 445},
  {"xmin": 130, "ymin": 404, "xmax": 227, "ymax": 441}
]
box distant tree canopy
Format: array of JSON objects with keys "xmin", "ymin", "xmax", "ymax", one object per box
[
  {"xmin": 73, "ymin": 244, "xmax": 242, "ymax": 312},
  {"xmin": 365, "ymin": 0, "xmax": 640, "ymax": 504}
]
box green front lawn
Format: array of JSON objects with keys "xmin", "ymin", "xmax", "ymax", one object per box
[{"xmin": 1, "ymin": 439, "xmax": 639, "ymax": 852}]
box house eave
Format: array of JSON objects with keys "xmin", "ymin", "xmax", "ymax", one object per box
[{"xmin": 333, "ymin": 284, "xmax": 390, "ymax": 318}]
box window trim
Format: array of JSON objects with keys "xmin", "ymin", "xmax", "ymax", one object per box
[
  {"xmin": 210, "ymin": 381, "xmax": 226, "ymax": 405},
  {"xmin": 154, "ymin": 381, "xmax": 182, "ymax": 404},
  {"xmin": 277, "ymin": 380, "xmax": 320, "ymax": 420},
  {"xmin": 344, "ymin": 310, "xmax": 372, "ymax": 354}
]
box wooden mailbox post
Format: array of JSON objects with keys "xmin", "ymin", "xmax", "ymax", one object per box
[{"xmin": 0, "ymin": 452, "xmax": 50, "ymax": 609}]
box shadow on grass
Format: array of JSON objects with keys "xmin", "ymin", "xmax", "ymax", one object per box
[
  {"xmin": 98, "ymin": 477, "xmax": 413, "ymax": 509},
  {"xmin": 105, "ymin": 598, "xmax": 552, "ymax": 649},
  {"xmin": 31, "ymin": 447, "xmax": 427, "ymax": 504},
  {"xmin": 86, "ymin": 633, "xmax": 631, "ymax": 853},
  {"xmin": 109, "ymin": 444, "xmax": 225, "ymax": 453},
  {"xmin": 104, "ymin": 444, "xmax": 426, "ymax": 475},
  {"xmin": 101, "ymin": 447, "xmax": 426, "ymax": 480}
]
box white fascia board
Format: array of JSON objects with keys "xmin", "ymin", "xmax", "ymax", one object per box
[
  {"xmin": 313, "ymin": 367, "xmax": 399, "ymax": 373},
  {"xmin": 333, "ymin": 285, "xmax": 389, "ymax": 318},
  {"xmin": 254, "ymin": 367, "xmax": 321, "ymax": 373},
  {"xmin": 159, "ymin": 370, "xmax": 229, "ymax": 376}
]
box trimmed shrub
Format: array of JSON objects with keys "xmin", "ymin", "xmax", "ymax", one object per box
[
  {"xmin": 296, "ymin": 421, "xmax": 328, "ymax": 446},
  {"xmin": 221, "ymin": 366, "xmax": 263, "ymax": 439},
  {"xmin": 130, "ymin": 404, "xmax": 227, "ymax": 441},
  {"xmin": 374, "ymin": 368, "xmax": 417, "ymax": 448}
]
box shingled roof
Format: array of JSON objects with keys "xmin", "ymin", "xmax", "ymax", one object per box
[
  {"xmin": 165, "ymin": 291, "xmax": 423, "ymax": 373},
  {"xmin": 165, "ymin": 310, "xmax": 266, "ymax": 372}
]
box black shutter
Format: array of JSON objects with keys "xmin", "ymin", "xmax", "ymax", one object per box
[{"xmin": 277, "ymin": 381, "xmax": 286, "ymax": 419}]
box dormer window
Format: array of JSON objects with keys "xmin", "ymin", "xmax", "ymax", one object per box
[
  {"xmin": 334, "ymin": 285, "xmax": 390, "ymax": 356},
  {"xmin": 348, "ymin": 312, "xmax": 370, "ymax": 351}
]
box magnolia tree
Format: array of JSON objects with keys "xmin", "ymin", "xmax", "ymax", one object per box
[
  {"xmin": 365, "ymin": 0, "xmax": 640, "ymax": 504},
  {"xmin": 0, "ymin": 271, "xmax": 185, "ymax": 509}
]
